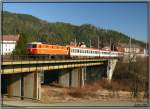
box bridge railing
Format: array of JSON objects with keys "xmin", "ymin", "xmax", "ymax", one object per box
[{"xmin": 1, "ymin": 54, "xmax": 94, "ymax": 62}]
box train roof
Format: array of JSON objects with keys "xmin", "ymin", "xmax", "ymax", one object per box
[
  {"xmin": 67, "ymin": 45, "xmax": 110, "ymax": 51},
  {"xmin": 66, "ymin": 45, "xmax": 123, "ymax": 53},
  {"xmin": 28, "ymin": 42, "xmax": 42, "ymax": 44}
]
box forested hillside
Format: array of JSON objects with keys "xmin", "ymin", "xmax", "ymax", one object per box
[{"xmin": 3, "ymin": 11, "xmax": 145, "ymax": 55}]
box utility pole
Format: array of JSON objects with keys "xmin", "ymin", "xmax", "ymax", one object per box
[
  {"xmin": 109, "ymin": 38, "xmax": 111, "ymax": 50},
  {"xmin": 129, "ymin": 36, "xmax": 132, "ymax": 59},
  {"xmin": 90, "ymin": 40, "xmax": 91, "ymax": 48},
  {"xmin": 74, "ymin": 38, "xmax": 77, "ymax": 45},
  {"xmin": 146, "ymin": 40, "xmax": 148, "ymax": 56},
  {"xmin": 129, "ymin": 36, "xmax": 131, "ymax": 53},
  {"xmin": 98, "ymin": 37, "xmax": 99, "ymax": 49}
]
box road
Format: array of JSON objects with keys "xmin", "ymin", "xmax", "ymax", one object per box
[{"xmin": 2, "ymin": 99, "xmax": 148, "ymax": 107}]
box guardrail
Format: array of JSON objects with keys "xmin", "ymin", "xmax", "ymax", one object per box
[{"xmin": 1, "ymin": 57, "xmax": 107, "ymax": 74}]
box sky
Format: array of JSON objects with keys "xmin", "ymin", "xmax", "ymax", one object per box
[{"xmin": 3, "ymin": 2, "xmax": 148, "ymax": 42}]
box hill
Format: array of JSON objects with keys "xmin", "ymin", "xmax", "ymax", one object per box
[{"xmin": 2, "ymin": 11, "xmax": 146, "ymax": 55}]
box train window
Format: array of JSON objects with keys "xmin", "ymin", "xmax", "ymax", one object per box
[
  {"xmin": 28, "ymin": 44, "xmax": 36, "ymax": 48},
  {"xmin": 32, "ymin": 44, "xmax": 36, "ymax": 48},
  {"xmin": 38, "ymin": 45, "xmax": 41, "ymax": 48}
]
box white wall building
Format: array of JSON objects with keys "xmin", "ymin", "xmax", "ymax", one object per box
[{"xmin": 1, "ymin": 35, "xmax": 20, "ymax": 55}]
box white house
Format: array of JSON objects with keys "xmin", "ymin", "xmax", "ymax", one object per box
[{"xmin": 1, "ymin": 35, "xmax": 20, "ymax": 55}]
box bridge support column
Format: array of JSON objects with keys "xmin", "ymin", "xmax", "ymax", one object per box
[
  {"xmin": 107, "ymin": 59, "xmax": 118, "ymax": 81},
  {"xmin": 23, "ymin": 72, "xmax": 41, "ymax": 100},
  {"xmin": 59, "ymin": 69, "xmax": 70, "ymax": 87},
  {"xmin": 59, "ymin": 67, "xmax": 86, "ymax": 88},
  {"xmin": 71, "ymin": 67, "xmax": 86, "ymax": 88},
  {"xmin": 7, "ymin": 74, "xmax": 21, "ymax": 98}
]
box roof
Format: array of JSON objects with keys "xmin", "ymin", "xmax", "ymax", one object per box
[
  {"xmin": 2, "ymin": 35, "xmax": 20, "ymax": 41},
  {"xmin": 66, "ymin": 45, "xmax": 112, "ymax": 52},
  {"xmin": 28, "ymin": 42, "xmax": 42, "ymax": 44}
]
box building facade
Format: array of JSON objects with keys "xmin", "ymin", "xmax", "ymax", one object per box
[{"xmin": 1, "ymin": 35, "xmax": 20, "ymax": 55}]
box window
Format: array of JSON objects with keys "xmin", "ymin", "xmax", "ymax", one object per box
[
  {"xmin": 86, "ymin": 50, "xmax": 87, "ymax": 53},
  {"xmin": 28, "ymin": 44, "xmax": 36, "ymax": 48},
  {"xmin": 38, "ymin": 45, "xmax": 41, "ymax": 48}
]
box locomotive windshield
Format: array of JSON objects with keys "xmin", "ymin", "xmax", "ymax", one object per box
[{"xmin": 27, "ymin": 44, "xmax": 37, "ymax": 48}]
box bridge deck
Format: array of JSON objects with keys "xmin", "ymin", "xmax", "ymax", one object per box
[
  {"xmin": 2, "ymin": 59, "xmax": 106, "ymax": 65},
  {"xmin": 1, "ymin": 59, "xmax": 107, "ymax": 74}
]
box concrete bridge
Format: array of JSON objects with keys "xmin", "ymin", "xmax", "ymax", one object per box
[{"xmin": 1, "ymin": 58, "xmax": 118, "ymax": 100}]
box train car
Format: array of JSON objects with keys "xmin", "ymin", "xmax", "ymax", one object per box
[
  {"xmin": 67, "ymin": 45, "xmax": 122, "ymax": 59},
  {"xmin": 68, "ymin": 46, "xmax": 100, "ymax": 58},
  {"xmin": 27, "ymin": 42, "xmax": 69, "ymax": 56},
  {"xmin": 27, "ymin": 42, "xmax": 123, "ymax": 59}
]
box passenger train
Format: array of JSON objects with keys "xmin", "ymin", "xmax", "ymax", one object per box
[{"xmin": 27, "ymin": 42, "xmax": 123, "ymax": 59}]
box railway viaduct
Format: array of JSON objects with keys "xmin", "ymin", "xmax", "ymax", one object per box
[{"xmin": 1, "ymin": 58, "xmax": 118, "ymax": 100}]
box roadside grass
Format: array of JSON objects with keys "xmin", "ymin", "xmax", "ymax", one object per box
[{"xmin": 41, "ymin": 78, "xmax": 147, "ymax": 102}]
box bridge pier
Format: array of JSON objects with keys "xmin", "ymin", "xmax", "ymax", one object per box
[
  {"xmin": 7, "ymin": 72, "xmax": 41, "ymax": 100},
  {"xmin": 59, "ymin": 67, "xmax": 86, "ymax": 88},
  {"xmin": 107, "ymin": 59, "xmax": 118, "ymax": 81},
  {"xmin": 71, "ymin": 67, "xmax": 86, "ymax": 88},
  {"xmin": 59, "ymin": 69, "xmax": 71, "ymax": 87},
  {"xmin": 7, "ymin": 74, "xmax": 21, "ymax": 98},
  {"xmin": 23, "ymin": 72, "xmax": 41, "ymax": 100}
]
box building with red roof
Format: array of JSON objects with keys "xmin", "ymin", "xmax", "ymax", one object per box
[{"xmin": 1, "ymin": 35, "xmax": 20, "ymax": 55}]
